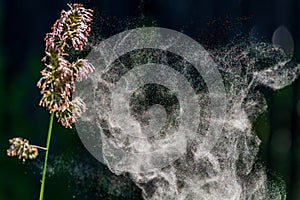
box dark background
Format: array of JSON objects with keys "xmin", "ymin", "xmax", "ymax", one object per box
[{"xmin": 0, "ymin": 0, "xmax": 299, "ymax": 199}]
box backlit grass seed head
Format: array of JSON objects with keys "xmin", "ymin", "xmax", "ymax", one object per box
[
  {"xmin": 37, "ymin": 3, "xmax": 94, "ymax": 128},
  {"xmin": 56, "ymin": 97, "xmax": 87, "ymax": 128},
  {"xmin": 38, "ymin": 52, "xmax": 74, "ymax": 112},
  {"xmin": 71, "ymin": 59, "xmax": 95, "ymax": 82},
  {"xmin": 7, "ymin": 138, "xmax": 39, "ymax": 162},
  {"xmin": 45, "ymin": 3, "xmax": 93, "ymax": 51}
]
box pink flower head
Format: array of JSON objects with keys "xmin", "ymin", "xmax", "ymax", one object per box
[
  {"xmin": 45, "ymin": 3, "xmax": 93, "ymax": 51},
  {"xmin": 38, "ymin": 4, "xmax": 94, "ymax": 128}
]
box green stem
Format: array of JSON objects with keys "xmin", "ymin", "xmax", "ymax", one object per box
[
  {"xmin": 31, "ymin": 145, "xmax": 47, "ymax": 150},
  {"xmin": 39, "ymin": 112, "xmax": 54, "ymax": 200}
]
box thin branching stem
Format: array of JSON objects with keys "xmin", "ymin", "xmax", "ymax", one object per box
[
  {"xmin": 39, "ymin": 112, "xmax": 54, "ymax": 200},
  {"xmin": 31, "ymin": 145, "xmax": 47, "ymax": 150}
]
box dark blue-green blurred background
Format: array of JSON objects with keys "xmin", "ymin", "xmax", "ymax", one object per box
[{"xmin": 0, "ymin": 0, "xmax": 299, "ymax": 199}]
